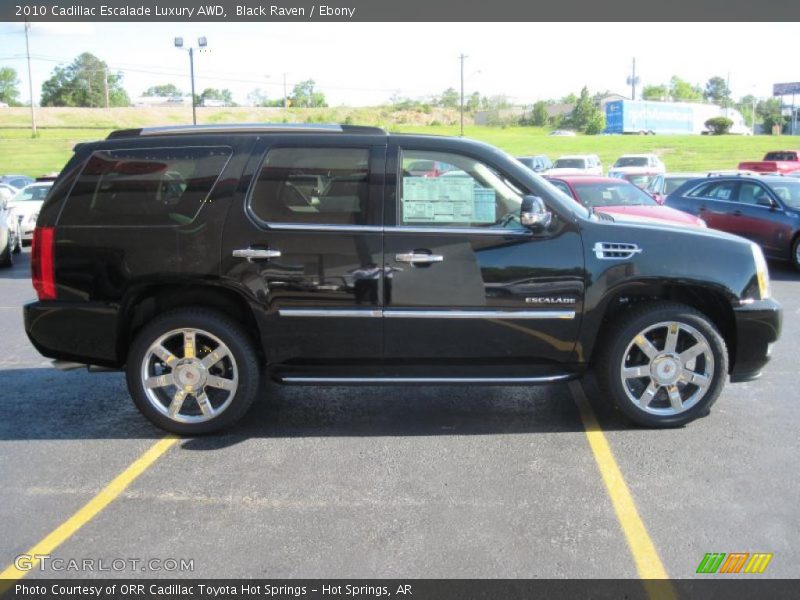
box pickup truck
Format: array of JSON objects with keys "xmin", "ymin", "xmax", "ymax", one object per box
[{"xmin": 738, "ymin": 151, "xmax": 800, "ymax": 174}]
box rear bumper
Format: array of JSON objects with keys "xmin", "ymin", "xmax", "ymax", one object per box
[
  {"xmin": 730, "ymin": 298, "xmax": 782, "ymax": 383},
  {"xmin": 24, "ymin": 300, "xmax": 121, "ymax": 368}
]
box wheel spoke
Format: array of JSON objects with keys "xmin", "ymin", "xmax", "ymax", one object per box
[
  {"xmin": 634, "ymin": 334, "xmax": 658, "ymax": 360},
  {"xmin": 152, "ymin": 344, "xmax": 178, "ymax": 367},
  {"xmin": 623, "ymin": 365, "xmax": 649, "ymax": 379},
  {"xmin": 196, "ymin": 391, "xmax": 214, "ymax": 417},
  {"xmin": 206, "ymin": 375, "xmax": 235, "ymax": 391},
  {"xmin": 639, "ymin": 380, "xmax": 659, "ymax": 407},
  {"xmin": 680, "ymin": 369, "xmax": 710, "ymax": 388},
  {"xmin": 680, "ymin": 341, "xmax": 708, "ymax": 365},
  {"xmin": 183, "ymin": 330, "xmax": 196, "ymax": 359},
  {"xmin": 201, "ymin": 347, "xmax": 230, "ymax": 369},
  {"xmin": 168, "ymin": 389, "xmax": 187, "ymax": 417},
  {"xmin": 664, "ymin": 323, "xmax": 679, "ymax": 353},
  {"xmin": 145, "ymin": 373, "xmax": 173, "ymax": 388},
  {"xmin": 666, "ymin": 385, "xmax": 683, "ymax": 411}
]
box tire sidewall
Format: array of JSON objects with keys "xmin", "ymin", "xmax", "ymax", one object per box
[
  {"xmin": 126, "ymin": 309, "xmax": 260, "ymax": 435},
  {"xmin": 602, "ymin": 304, "xmax": 728, "ymax": 427},
  {"xmin": 792, "ymin": 237, "xmax": 800, "ymax": 271}
]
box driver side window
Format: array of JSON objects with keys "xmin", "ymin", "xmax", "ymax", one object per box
[
  {"xmin": 249, "ymin": 147, "xmax": 371, "ymax": 225},
  {"xmin": 399, "ymin": 150, "xmax": 523, "ymax": 229}
]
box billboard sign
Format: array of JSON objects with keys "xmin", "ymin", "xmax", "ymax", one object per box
[{"xmin": 773, "ymin": 82, "xmax": 800, "ymax": 96}]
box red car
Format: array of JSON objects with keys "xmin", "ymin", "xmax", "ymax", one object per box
[{"xmin": 545, "ymin": 176, "xmax": 706, "ymax": 228}]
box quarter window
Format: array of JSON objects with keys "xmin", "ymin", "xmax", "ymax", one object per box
[
  {"xmin": 399, "ymin": 150, "xmax": 524, "ymax": 229},
  {"xmin": 249, "ymin": 147, "xmax": 370, "ymax": 225},
  {"xmin": 61, "ymin": 146, "xmax": 232, "ymax": 226}
]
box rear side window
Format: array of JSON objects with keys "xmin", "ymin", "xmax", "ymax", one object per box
[
  {"xmin": 60, "ymin": 146, "xmax": 232, "ymax": 226},
  {"xmin": 688, "ymin": 180, "xmax": 738, "ymax": 201},
  {"xmin": 249, "ymin": 147, "xmax": 370, "ymax": 225}
]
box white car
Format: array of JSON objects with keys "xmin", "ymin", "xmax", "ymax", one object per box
[
  {"xmin": 8, "ymin": 182, "xmax": 52, "ymax": 244},
  {"xmin": 608, "ymin": 154, "xmax": 665, "ymax": 178},
  {"xmin": 547, "ymin": 154, "xmax": 603, "ymax": 176}
]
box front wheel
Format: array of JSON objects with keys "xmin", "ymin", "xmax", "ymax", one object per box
[
  {"xmin": 0, "ymin": 234, "xmax": 13, "ymax": 268},
  {"xmin": 597, "ymin": 302, "xmax": 728, "ymax": 427},
  {"xmin": 791, "ymin": 236, "xmax": 800, "ymax": 271},
  {"xmin": 126, "ymin": 308, "xmax": 261, "ymax": 435}
]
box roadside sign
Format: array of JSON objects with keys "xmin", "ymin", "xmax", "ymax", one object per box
[{"xmin": 773, "ymin": 82, "xmax": 800, "ymax": 96}]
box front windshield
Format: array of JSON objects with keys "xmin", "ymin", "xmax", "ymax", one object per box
[
  {"xmin": 624, "ymin": 174, "xmax": 654, "ymax": 188},
  {"xmin": 769, "ymin": 182, "xmax": 800, "ymax": 209},
  {"xmin": 12, "ymin": 185, "xmax": 51, "ymax": 202},
  {"xmin": 614, "ymin": 157, "xmax": 649, "ymax": 167},
  {"xmin": 664, "ymin": 177, "xmax": 693, "ymax": 194},
  {"xmin": 572, "ymin": 182, "xmax": 657, "ymax": 208},
  {"xmin": 553, "ymin": 159, "xmax": 585, "ymax": 169}
]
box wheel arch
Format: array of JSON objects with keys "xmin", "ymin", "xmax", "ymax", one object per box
[
  {"xmin": 117, "ymin": 283, "xmax": 263, "ymax": 366},
  {"xmin": 585, "ymin": 282, "xmax": 737, "ymax": 372}
]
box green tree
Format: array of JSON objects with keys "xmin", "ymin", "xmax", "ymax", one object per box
[
  {"xmin": 560, "ymin": 92, "xmax": 578, "ymax": 104},
  {"xmin": 0, "ymin": 67, "xmax": 21, "ymax": 105},
  {"xmin": 143, "ymin": 83, "xmax": 182, "ymax": 97},
  {"xmin": 642, "ymin": 84, "xmax": 669, "ymax": 101},
  {"xmin": 584, "ymin": 110, "xmax": 606, "ymax": 135},
  {"xmin": 531, "ymin": 101, "xmax": 549, "ymax": 126},
  {"xmin": 704, "ymin": 76, "xmax": 730, "ymax": 106},
  {"xmin": 290, "ymin": 79, "xmax": 327, "ymax": 108},
  {"xmin": 704, "ymin": 116, "xmax": 733, "ymax": 135},
  {"xmin": 466, "ymin": 91, "xmax": 482, "ymax": 111},
  {"xmin": 199, "ymin": 88, "xmax": 234, "ymax": 105},
  {"xmin": 40, "ymin": 53, "xmax": 129, "ymax": 107},
  {"xmin": 669, "ymin": 76, "xmax": 703, "ymax": 102},
  {"xmin": 437, "ymin": 87, "xmax": 459, "ymax": 109}
]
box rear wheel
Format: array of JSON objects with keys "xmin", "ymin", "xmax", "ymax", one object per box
[
  {"xmin": 126, "ymin": 308, "xmax": 260, "ymax": 435},
  {"xmin": 597, "ymin": 302, "xmax": 728, "ymax": 427}
]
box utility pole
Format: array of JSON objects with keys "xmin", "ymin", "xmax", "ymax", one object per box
[
  {"xmin": 188, "ymin": 47, "xmax": 196, "ymax": 125},
  {"xmin": 459, "ymin": 53, "xmax": 467, "ymax": 137},
  {"xmin": 24, "ymin": 20, "xmax": 37, "ymax": 137},
  {"xmin": 283, "ymin": 72, "xmax": 288, "ymax": 110},
  {"xmin": 103, "ymin": 67, "xmax": 110, "ymax": 109},
  {"xmin": 627, "ymin": 58, "xmax": 639, "ymax": 101}
]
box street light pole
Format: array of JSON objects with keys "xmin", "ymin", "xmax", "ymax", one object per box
[
  {"xmin": 24, "ymin": 20, "xmax": 37, "ymax": 137},
  {"xmin": 459, "ymin": 53, "xmax": 467, "ymax": 137},
  {"xmin": 189, "ymin": 47, "xmax": 196, "ymax": 125}
]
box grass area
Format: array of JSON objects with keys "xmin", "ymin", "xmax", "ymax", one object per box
[{"xmin": 1, "ymin": 107, "xmax": 798, "ymax": 176}]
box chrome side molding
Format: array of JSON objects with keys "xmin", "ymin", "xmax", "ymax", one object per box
[
  {"xmin": 280, "ymin": 374, "xmax": 576, "ymax": 384},
  {"xmin": 278, "ymin": 308, "xmax": 576, "ymax": 320}
]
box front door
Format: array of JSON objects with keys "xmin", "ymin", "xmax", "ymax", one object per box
[
  {"xmin": 382, "ymin": 144, "xmax": 585, "ymax": 365},
  {"xmin": 221, "ymin": 138, "xmax": 386, "ymax": 365}
]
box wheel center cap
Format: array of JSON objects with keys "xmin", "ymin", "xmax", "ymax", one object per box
[
  {"xmin": 174, "ymin": 360, "xmax": 206, "ymax": 390},
  {"xmin": 651, "ymin": 355, "xmax": 681, "ymax": 385}
]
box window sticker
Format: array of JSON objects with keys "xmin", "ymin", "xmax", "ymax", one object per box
[{"xmin": 402, "ymin": 177, "xmax": 495, "ymax": 224}]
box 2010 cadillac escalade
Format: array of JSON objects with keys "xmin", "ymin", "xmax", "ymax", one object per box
[{"xmin": 24, "ymin": 124, "xmax": 782, "ymax": 434}]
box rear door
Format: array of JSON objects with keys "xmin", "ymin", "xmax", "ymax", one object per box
[
  {"xmin": 680, "ymin": 179, "xmax": 740, "ymax": 231},
  {"xmin": 382, "ymin": 143, "xmax": 585, "ymax": 365},
  {"xmin": 221, "ymin": 136, "xmax": 386, "ymax": 365}
]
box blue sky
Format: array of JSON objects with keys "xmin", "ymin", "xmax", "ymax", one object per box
[{"xmin": 0, "ymin": 22, "xmax": 797, "ymax": 106}]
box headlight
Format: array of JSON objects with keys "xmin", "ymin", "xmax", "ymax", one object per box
[{"xmin": 751, "ymin": 243, "xmax": 771, "ymax": 300}]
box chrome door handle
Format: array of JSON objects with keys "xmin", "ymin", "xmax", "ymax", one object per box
[
  {"xmin": 232, "ymin": 248, "xmax": 282, "ymax": 260},
  {"xmin": 395, "ymin": 253, "xmax": 444, "ymax": 264}
]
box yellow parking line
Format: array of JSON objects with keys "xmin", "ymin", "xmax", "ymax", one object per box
[
  {"xmin": 0, "ymin": 435, "xmax": 178, "ymax": 588},
  {"xmin": 569, "ymin": 381, "xmax": 675, "ymax": 597}
]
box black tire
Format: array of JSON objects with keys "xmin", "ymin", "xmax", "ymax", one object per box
[
  {"xmin": 126, "ymin": 307, "xmax": 261, "ymax": 435},
  {"xmin": 12, "ymin": 229, "xmax": 21, "ymax": 254},
  {"xmin": 596, "ymin": 301, "xmax": 728, "ymax": 428},
  {"xmin": 791, "ymin": 236, "xmax": 800, "ymax": 272},
  {"xmin": 0, "ymin": 235, "xmax": 13, "ymax": 268}
]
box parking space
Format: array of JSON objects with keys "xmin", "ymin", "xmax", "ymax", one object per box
[{"xmin": 1, "ymin": 249, "xmax": 798, "ymax": 579}]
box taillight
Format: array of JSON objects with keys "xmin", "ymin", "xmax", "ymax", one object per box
[{"xmin": 31, "ymin": 226, "xmax": 56, "ymax": 300}]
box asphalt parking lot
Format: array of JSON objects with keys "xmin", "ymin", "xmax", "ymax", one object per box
[{"xmin": 1, "ymin": 248, "xmax": 798, "ymax": 580}]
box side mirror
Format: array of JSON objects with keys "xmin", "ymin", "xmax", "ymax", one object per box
[{"xmin": 520, "ymin": 195, "xmax": 552, "ymax": 231}]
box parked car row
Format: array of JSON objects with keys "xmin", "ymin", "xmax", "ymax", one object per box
[{"xmin": 0, "ymin": 177, "xmax": 54, "ymax": 268}]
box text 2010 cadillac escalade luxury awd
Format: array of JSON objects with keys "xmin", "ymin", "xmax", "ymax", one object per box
[{"xmin": 24, "ymin": 124, "xmax": 782, "ymax": 434}]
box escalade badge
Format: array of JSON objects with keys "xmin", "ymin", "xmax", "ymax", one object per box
[{"xmin": 525, "ymin": 297, "xmax": 577, "ymax": 304}]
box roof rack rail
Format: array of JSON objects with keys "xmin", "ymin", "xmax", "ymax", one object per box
[{"xmin": 106, "ymin": 123, "xmax": 386, "ymax": 139}]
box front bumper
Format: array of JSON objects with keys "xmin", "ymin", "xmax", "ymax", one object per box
[{"xmin": 730, "ymin": 298, "xmax": 782, "ymax": 383}]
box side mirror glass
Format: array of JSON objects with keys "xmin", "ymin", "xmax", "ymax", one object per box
[{"xmin": 520, "ymin": 195, "xmax": 552, "ymax": 231}]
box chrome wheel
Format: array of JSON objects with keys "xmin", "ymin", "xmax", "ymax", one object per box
[
  {"xmin": 140, "ymin": 327, "xmax": 238, "ymax": 424},
  {"xmin": 619, "ymin": 321, "xmax": 714, "ymax": 416}
]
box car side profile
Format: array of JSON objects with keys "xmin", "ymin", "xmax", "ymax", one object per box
[
  {"xmin": 25, "ymin": 124, "xmax": 781, "ymax": 434},
  {"xmin": 547, "ymin": 154, "xmax": 603, "ymax": 176},
  {"xmin": 516, "ymin": 155, "xmax": 553, "ymax": 173},
  {"xmin": 665, "ymin": 175, "xmax": 800, "ymax": 269}
]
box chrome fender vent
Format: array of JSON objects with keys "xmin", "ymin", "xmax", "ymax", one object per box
[{"xmin": 593, "ymin": 242, "xmax": 642, "ymax": 260}]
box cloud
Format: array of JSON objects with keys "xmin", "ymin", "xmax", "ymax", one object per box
[{"xmin": 30, "ymin": 22, "xmax": 96, "ymax": 36}]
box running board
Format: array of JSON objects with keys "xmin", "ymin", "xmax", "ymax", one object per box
[{"xmin": 278, "ymin": 374, "xmax": 577, "ymax": 385}]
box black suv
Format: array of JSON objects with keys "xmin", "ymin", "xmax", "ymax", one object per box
[{"xmin": 25, "ymin": 124, "xmax": 782, "ymax": 434}]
